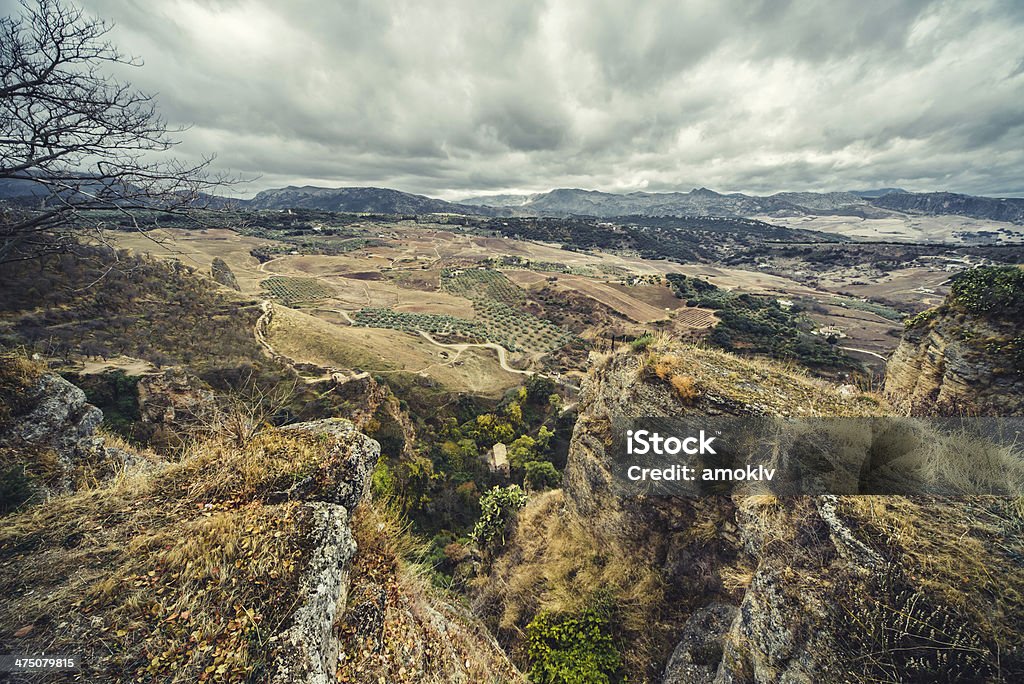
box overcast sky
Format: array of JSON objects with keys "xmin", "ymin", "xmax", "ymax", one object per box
[{"xmin": 14, "ymin": 0, "xmax": 1024, "ymax": 198}]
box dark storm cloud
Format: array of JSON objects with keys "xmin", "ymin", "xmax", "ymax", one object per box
[{"xmin": 10, "ymin": 0, "xmax": 1023, "ymax": 197}]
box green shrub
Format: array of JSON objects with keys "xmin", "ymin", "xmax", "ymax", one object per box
[
  {"xmin": 524, "ymin": 461, "xmax": 560, "ymax": 491},
  {"xmin": 950, "ymin": 266, "xmax": 1024, "ymax": 318},
  {"xmin": 630, "ymin": 334, "xmax": 654, "ymax": 352},
  {"xmin": 904, "ymin": 308, "xmax": 938, "ymax": 329},
  {"xmin": 470, "ymin": 485, "xmax": 527, "ymax": 548},
  {"xmin": 526, "ymin": 604, "xmax": 622, "ymax": 684}
]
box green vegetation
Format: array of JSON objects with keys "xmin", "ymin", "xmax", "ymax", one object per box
[
  {"xmin": 949, "ymin": 266, "xmax": 1024, "ymax": 317},
  {"xmin": 905, "ymin": 308, "xmax": 939, "ymax": 330},
  {"xmin": 354, "ymin": 308, "xmax": 485, "ymax": 338},
  {"xmin": 439, "ymin": 268, "xmax": 575, "ymax": 353},
  {"xmin": 443, "ymin": 267, "xmax": 525, "ymax": 304},
  {"xmin": 259, "ymin": 276, "xmax": 335, "ymax": 305},
  {"xmin": 70, "ymin": 371, "xmax": 141, "ymax": 441},
  {"xmin": 630, "ymin": 334, "xmax": 655, "ymax": 351},
  {"xmin": 665, "ymin": 274, "xmax": 860, "ymax": 374},
  {"xmin": 352, "ymin": 268, "xmax": 573, "ymax": 353},
  {"xmin": 524, "ymin": 461, "xmax": 560, "ymax": 491},
  {"xmin": 526, "ymin": 603, "xmax": 622, "ymax": 684},
  {"xmin": 471, "ymin": 485, "xmax": 528, "ymax": 548}
]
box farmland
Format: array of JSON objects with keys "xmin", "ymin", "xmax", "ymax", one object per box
[
  {"xmin": 103, "ymin": 209, "xmax": 1006, "ymax": 387},
  {"xmin": 260, "ymin": 276, "xmax": 335, "ymax": 304}
]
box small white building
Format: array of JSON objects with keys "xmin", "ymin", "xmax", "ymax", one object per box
[{"xmin": 486, "ymin": 443, "xmax": 510, "ymax": 477}]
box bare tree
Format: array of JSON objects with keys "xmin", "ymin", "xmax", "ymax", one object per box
[{"xmin": 0, "ymin": 0, "xmax": 234, "ymax": 264}]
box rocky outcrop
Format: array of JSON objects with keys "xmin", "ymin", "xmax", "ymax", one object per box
[
  {"xmin": 271, "ymin": 502, "xmax": 358, "ymax": 684},
  {"xmin": 885, "ymin": 305, "xmax": 1024, "ymax": 416},
  {"xmin": 210, "ymin": 257, "xmax": 241, "ymax": 290},
  {"xmin": 483, "ymin": 342, "xmax": 1022, "ymax": 682},
  {"xmin": 662, "ymin": 604, "xmax": 738, "ymax": 684},
  {"xmin": 265, "ymin": 418, "xmax": 378, "ymax": 684},
  {"xmin": 135, "ymin": 368, "xmax": 218, "ymax": 449},
  {"xmin": 0, "ymin": 370, "xmax": 141, "ymax": 497}
]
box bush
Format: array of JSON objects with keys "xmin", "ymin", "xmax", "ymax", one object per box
[
  {"xmin": 526, "ymin": 604, "xmax": 622, "ymax": 684},
  {"xmin": 524, "ymin": 461, "xmax": 560, "ymax": 491},
  {"xmin": 630, "ymin": 334, "xmax": 654, "ymax": 352},
  {"xmin": 950, "ymin": 266, "xmax": 1024, "ymax": 318},
  {"xmin": 669, "ymin": 374, "xmax": 699, "ymax": 402},
  {"xmin": 470, "ymin": 485, "xmax": 528, "ymax": 548}
]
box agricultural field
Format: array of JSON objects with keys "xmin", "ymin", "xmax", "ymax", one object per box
[
  {"xmin": 671, "ymin": 307, "xmax": 718, "ymax": 328},
  {"xmin": 439, "ymin": 268, "xmax": 575, "ymax": 353},
  {"xmin": 504, "ymin": 270, "xmax": 674, "ymax": 324},
  {"xmin": 353, "ymin": 308, "xmax": 486, "ymax": 338},
  {"xmin": 103, "ymin": 211, "xmax": 998, "ymax": 386},
  {"xmin": 260, "ymin": 276, "xmax": 335, "ymax": 304},
  {"xmin": 266, "ymin": 305, "xmax": 521, "ymax": 397},
  {"xmin": 441, "ymin": 267, "xmax": 526, "ymax": 304}
]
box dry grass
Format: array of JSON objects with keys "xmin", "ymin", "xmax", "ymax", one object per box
[
  {"xmin": 638, "ymin": 339, "xmax": 887, "ymax": 417},
  {"xmin": 336, "ymin": 503, "xmax": 524, "ymax": 683},
  {"xmin": 0, "ymin": 350, "xmax": 46, "ymax": 426},
  {"xmin": 669, "ymin": 374, "xmax": 699, "ymax": 402},
  {"xmin": 0, "ymin": 427, "xmax": 351, "ymax": 683},
  {"xmin": 472, "ymin": 491, "xmax": 665, "ymax": 670},
  {"xmin": 842, "ymin": 495, "xmax": 1024, "ymax": 659}
]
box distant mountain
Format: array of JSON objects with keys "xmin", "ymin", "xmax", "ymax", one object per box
[
  {"xmin": 7, "ymin": 178, "xmax": 1022, "ymax": 224},
  {"xmin": 459, "ymin": 187, "xmax": 1024, "ymax": 223},
  {"xmin": 0, "ymin": 178, "xmax": 48, "ymax": 200},
  {"xmin": 461, "ymin": 187, "xmax": 875, "ymax": 218},
  {"xmin": 871, "ymin": 191, "xmax": 1024, "ymax": 224},
  {"xmin": 849, "ymin": 188, "xmax": 908, "ymax": 199},
  {"xmin": 245, "ymin": 185, "xmax": 489, "ymax": 215}
]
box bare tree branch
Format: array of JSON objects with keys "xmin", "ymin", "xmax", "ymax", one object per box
[{"xmin": 0, "ymin": 0, "xmax": 242, "ymax": 264}]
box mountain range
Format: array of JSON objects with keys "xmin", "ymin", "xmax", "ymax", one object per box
[
  {"xmin": 246, "ymin": 185, "xmax": 1024, "ymax": 224},
  {"xmin": 4, "ymin": 178, "xmax": 1024, "ymax": 224}
]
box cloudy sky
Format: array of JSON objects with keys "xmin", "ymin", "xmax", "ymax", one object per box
[{"xmin": 17, "ymin": 0, "xmax": 1024, "ymax": 198}]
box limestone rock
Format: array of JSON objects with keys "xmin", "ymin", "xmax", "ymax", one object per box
[
  {"xmin": 282, "ymin": 418, "xmax": 378, "ymax": 509},
  {"xmin": 884, "ymin": 302, "xmax": 1023, "ymax": 416},
  {"xmin": 663, "ymin": 603, "xmax": 738, "ymax": 684},
  {"xmin": 271, "ymin": 502, "xmax": 357, "ymax": 684},
  {"xmin": 210, "ymin": 256, "xmax": 241, "ymax": 291}
]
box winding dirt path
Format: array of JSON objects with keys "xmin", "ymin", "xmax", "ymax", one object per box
[
  {"xmin": 839, "ymin": 346, "xmax": 889, "ymax": 362},
  {"xmin": 415, "ymin": 330, "xmax": 533, "ymax": 375}
]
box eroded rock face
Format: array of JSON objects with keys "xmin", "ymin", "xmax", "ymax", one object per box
[
  {"xmin": 135, "ymin": 368, "xmax": 218, "ymax": 449},
  {"xmin": 1, "ymin": 372, "xmax": 135, "ymax": 496},
  {"xmin": 269, "ymin": 419, "xmax": 379, "ymax": 684},
  {"xmin": 884, "ymin": 313, "xmax": 1024, "ymax": 415},
  {"xmin": 540, "ymin": 346, "xmax": 1013, "ymax": 682}
]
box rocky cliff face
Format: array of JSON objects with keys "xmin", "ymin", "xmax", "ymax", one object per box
[
  {"xmin": 0, "ymin": 361, "xmax": 149, "ymax": 501},
  {"xmin": 885, "ymin": 314, "xmax": 1024, "ymax": 415},
  {"xmin": 479, "ymin": 342, "xmax": 1024, "ymax": 682},
  {"xmin": 884, "ymin": 274, "xmax": 1024, "ymax": 416},
  {"xmin": 0, "ymin": 361, "xmax": 517, "ymax": 683}
]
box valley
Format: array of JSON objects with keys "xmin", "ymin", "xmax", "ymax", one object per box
[{"xmin": 106, "ymin": 212, "xmax": 1018, "ymax": 383}]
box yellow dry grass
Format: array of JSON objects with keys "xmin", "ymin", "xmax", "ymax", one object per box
[
  {"xmin": 842, "ymin": 495, "xmax": 1024, "ymax": 658},
  {"xmin": 0, "ymin": 427, "xmax": 341, "ymax": 683},
  {"xmin": 337, "ymin": 503, "xmax": 525, "ymax": 683},
  {"xmin": 639, "ymin": 338, "xmax": 888, "ymax": 417}
]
